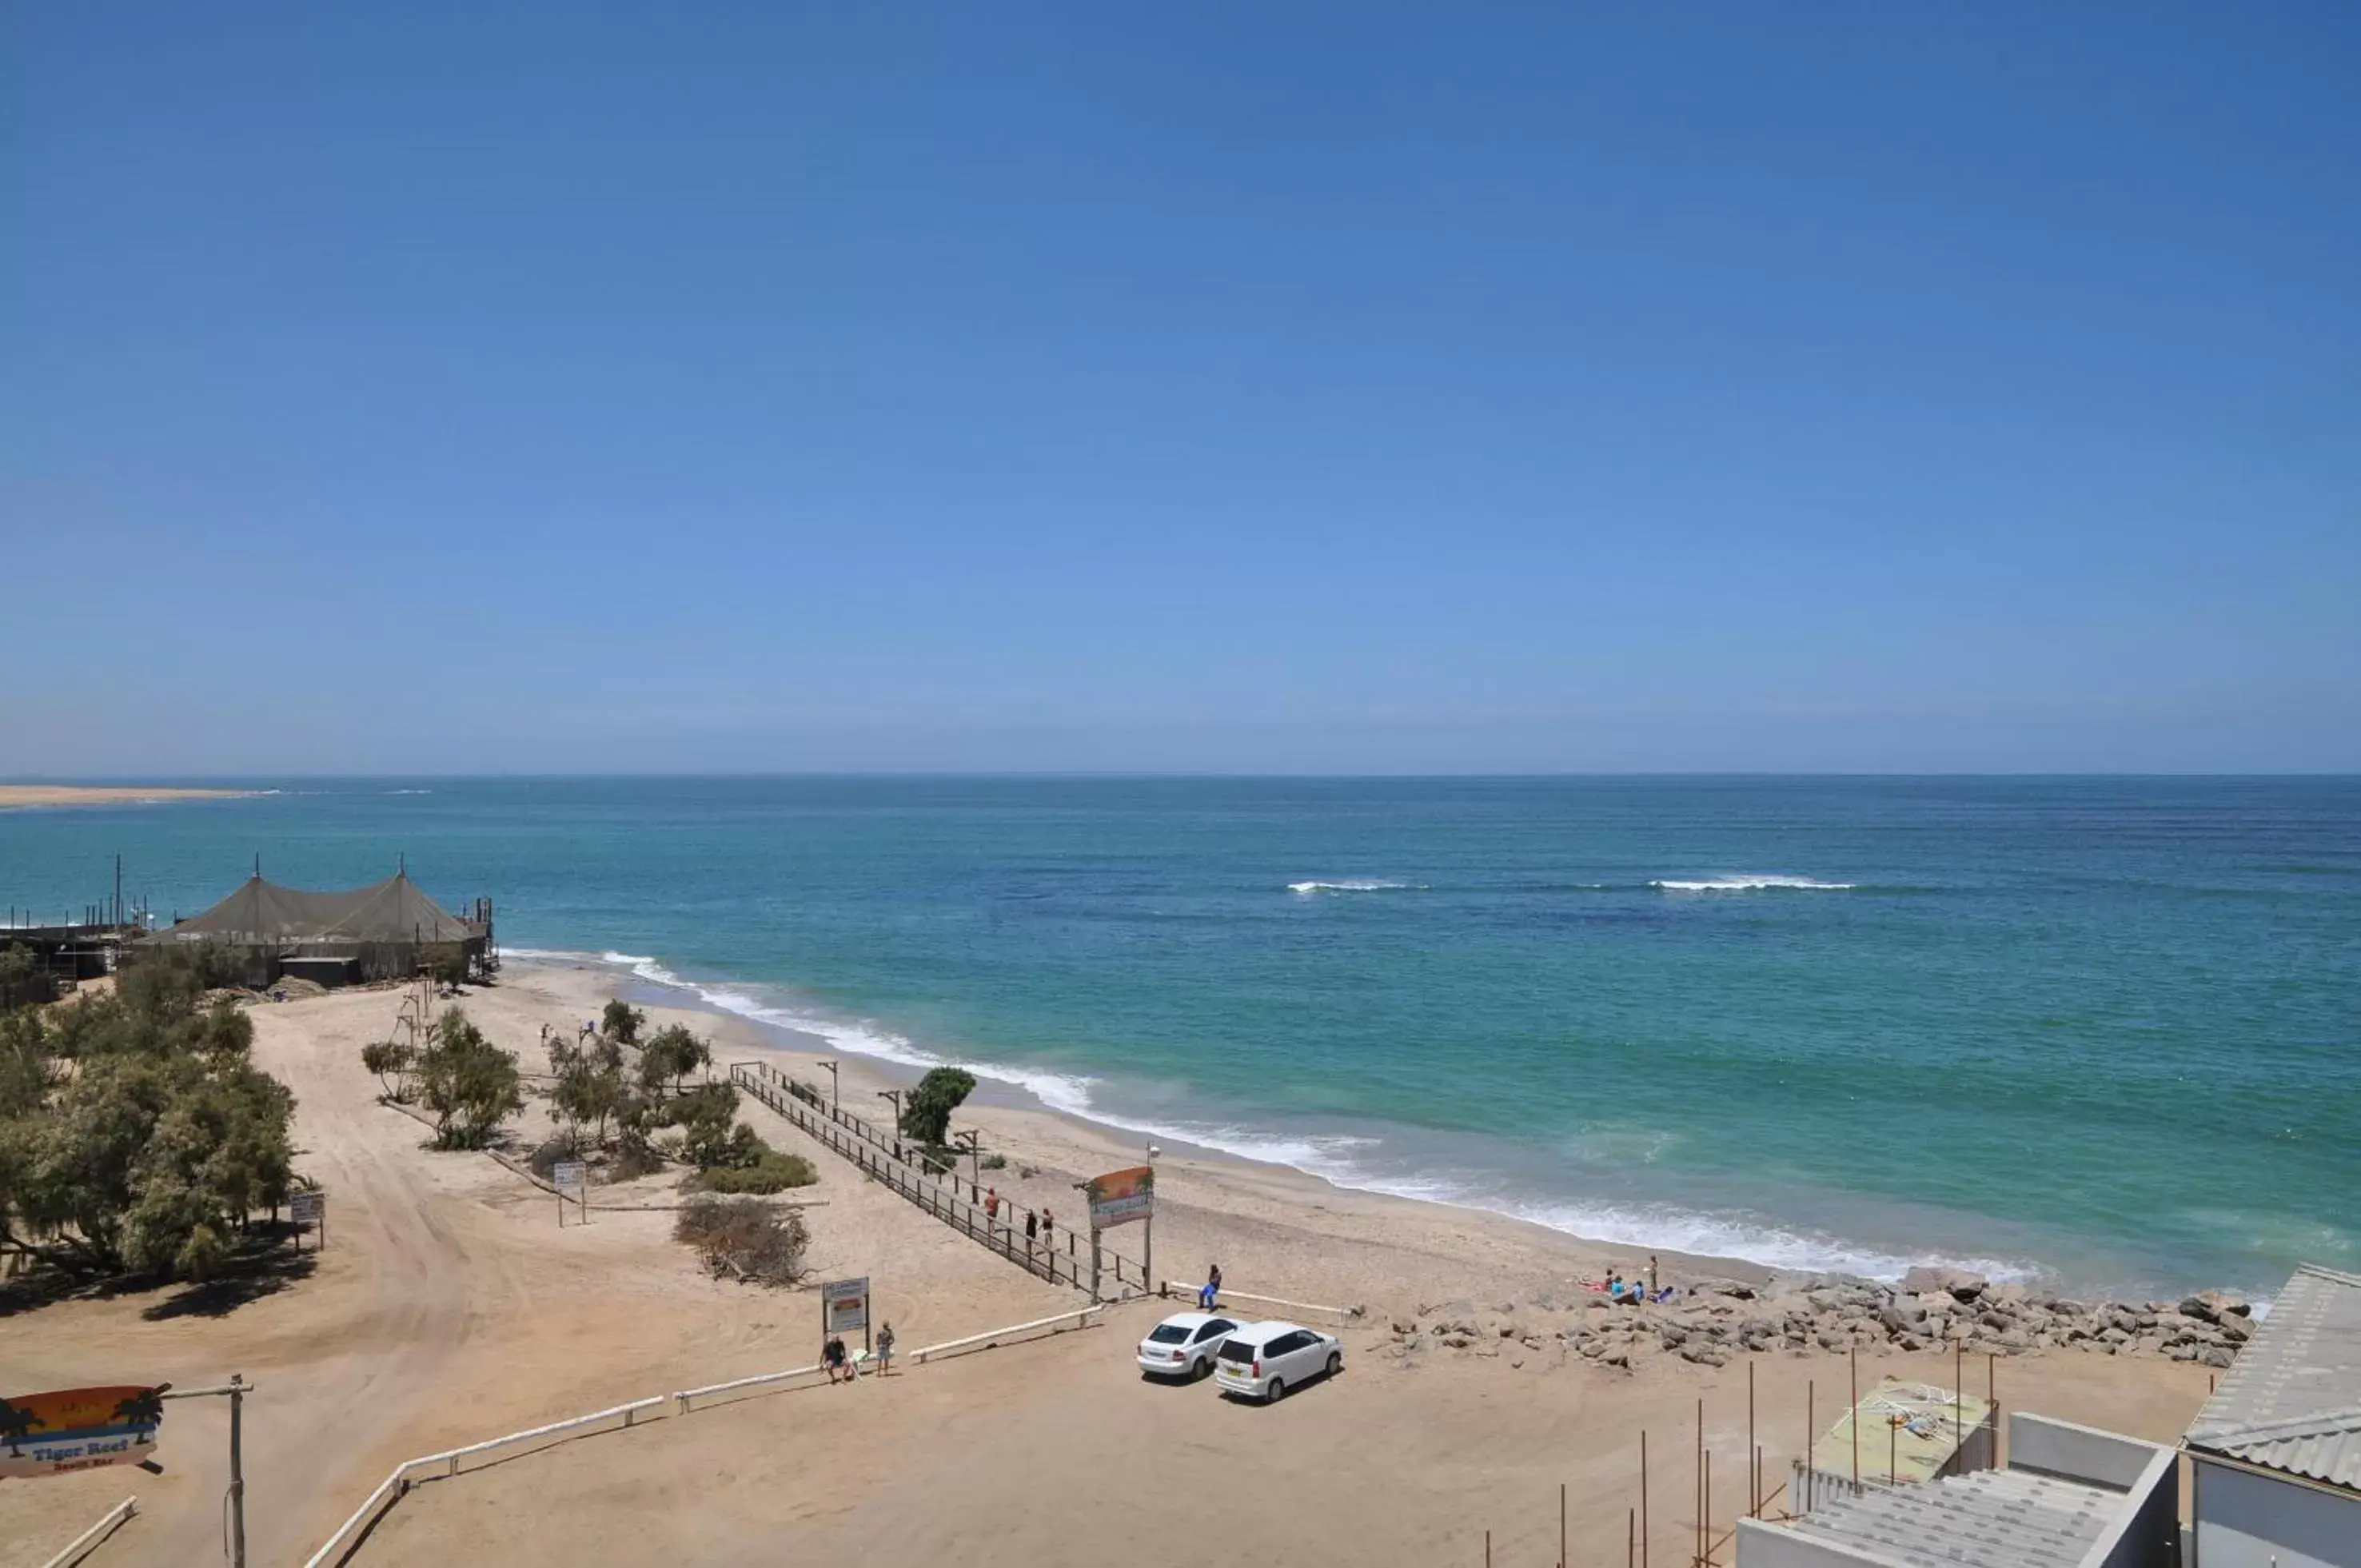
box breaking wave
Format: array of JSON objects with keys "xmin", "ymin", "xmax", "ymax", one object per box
[
  {"xmin": 500, "ymin": 944, "xmax": 2038, "ymax": 1285},
  {"xmin": 1652, "ymin": 875, "xmax": 1856, "ymax": 892},
  {"xmin": 1288, "ymin": 879, "xmax": 1414, "ymax": 895}
]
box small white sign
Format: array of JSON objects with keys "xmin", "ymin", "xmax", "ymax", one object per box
[
  {"xmin": 552, "ymin": 1162, "xmax": 588, "ymax": 1193},
  {"xmin": 822, "ymin": 1276, "xmax": 870, "ymax": 1335},
  {"xmin": 289, "ymin": 1190, "xmax": 325, "ymax": 1225}
]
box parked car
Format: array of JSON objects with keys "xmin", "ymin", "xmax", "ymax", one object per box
[
  {"xmin": 1135, "ymin": 1311, "xmax": 1242, "ymax": 1379},
  {"xmin": 1213, "ymin": 1320, "xmax": 1343, "ymax": 1402}
]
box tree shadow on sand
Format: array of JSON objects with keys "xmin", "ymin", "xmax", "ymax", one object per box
[{"xmin": 0, "ymin": 1224, "xmax": 320, "ymax": 1323}]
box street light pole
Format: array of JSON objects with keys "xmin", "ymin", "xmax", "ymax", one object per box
[{"xmin": 160, "ymin": 1374, "xmax": 252, "ymax": 1568}]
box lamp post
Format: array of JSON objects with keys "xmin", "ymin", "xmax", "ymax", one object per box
[{"xmin": 817, "ymin": 1059, "xmax": 839, "ymax": 1112}]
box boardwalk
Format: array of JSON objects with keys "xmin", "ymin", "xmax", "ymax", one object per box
[{"xmin": 730, "ymin": 1061, "xmax": 1150, "ymax": 1299}]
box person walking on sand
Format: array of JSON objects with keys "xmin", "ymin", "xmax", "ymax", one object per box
[
  {"xmin": 875, "ymin": 1322, "xmax": 895, "ymax": 1377},
  {"xmin": 1041, "ymin": 1206, "xmax": 1054, "ymax": 1245},
  {"xmin": 1026, "ymin": 1208, "xmax": 1039, "ymax": 1246}
]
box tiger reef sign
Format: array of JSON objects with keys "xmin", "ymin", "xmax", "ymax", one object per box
[{"xmin": 0, "ymin": 1385, "xmax": 166, "ymax": 1478}]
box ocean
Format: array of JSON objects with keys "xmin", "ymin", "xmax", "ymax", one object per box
[{"xmin": 6, "ymin": 776, "xmax": 2356, "ymax": 1298}]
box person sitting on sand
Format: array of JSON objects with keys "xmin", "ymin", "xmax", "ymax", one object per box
[
  {"xmin": 1605, "ymin": 1271, "xmax": 1624, "ymax": 1298},
  {"xmin": 824, "ymin": 1335, "xmax": 850, "ymax": 1384}
]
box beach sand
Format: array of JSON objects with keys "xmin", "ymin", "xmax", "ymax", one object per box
[
  {"xmin": 0, "ymin": 960, "xmax": 2218, "ymax": 1566},
  {"xmin": 0, "ymin": 785, "xmax": 250, "ymax": 812}
]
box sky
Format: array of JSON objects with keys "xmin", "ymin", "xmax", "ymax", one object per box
[{"xmin": 4, "ymin": 3, "xmax": 2357, "ymax": 775}]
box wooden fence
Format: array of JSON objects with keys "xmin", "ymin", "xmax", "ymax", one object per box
[{"xmin": 729, "ymin": 1060, "xmax": 1151, "ymax": 1299}]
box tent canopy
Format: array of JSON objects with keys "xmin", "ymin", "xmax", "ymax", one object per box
[{"xmin": 162, "ymin": 872, "xmax": 480, "ymax": 944}]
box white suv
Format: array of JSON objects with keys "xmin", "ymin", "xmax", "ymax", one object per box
[
  {"xmin": 1213, "ymin": 1320, "xmax": 1343, "ymax": 1402},
  {"xmin": 1135, "ymin": 1312, "xmax": 1241, "ymax": 1379}
]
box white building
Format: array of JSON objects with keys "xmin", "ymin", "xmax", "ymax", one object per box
[{"xmin": 2183, "ymin": 1263, "xmax": 2361, "ymax": 1568}]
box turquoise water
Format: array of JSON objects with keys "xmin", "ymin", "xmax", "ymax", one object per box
[{"xmin": 6, "ymin": 776, "xmax": 2356, "ymax": 1295}]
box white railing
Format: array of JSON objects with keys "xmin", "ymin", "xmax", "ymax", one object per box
[
  {"xmin": 1159, "ymin": 1282, "xmax": 1363, "ymax": 1321},
  {"xmin": 305, "ymin": 1306, "xmax": 1110, "ymax": 1565},
  {"xmin": 673, "ymin": 1363, "xmax": 829, "ymax": 1413},
  {"xmin": 911, "ymin": 1304, "xmax": 1103, "ymax": 1363},
  {"xmin": 39, "ymin": 1495, "xmax": 137, "ymax": 1568}
]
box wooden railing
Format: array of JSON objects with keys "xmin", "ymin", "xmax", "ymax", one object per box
[{"xmin": 729, "ymin": 1061, "xmax": 1149, "ymax": 1298}]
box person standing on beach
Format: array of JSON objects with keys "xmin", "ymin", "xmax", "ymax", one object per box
[
  {"xmin": 1025, "ymin": 1208, "xmax": 1039, "ymax": 1246},
  {"xmin": 1649, "ymin": 1255, "xmax": 1660, "ymax": 1297},
  {"xmin": 985, "ymin": 1187, "xmax": 999, "ymax": 1232},
  {"xmin": 1041, "ymin": 1206, "xmax": 1054, "ymax": 1245},
  {"xmin": 875, "ymin": 1322, "xmax": 895, "ymax": 1377}
]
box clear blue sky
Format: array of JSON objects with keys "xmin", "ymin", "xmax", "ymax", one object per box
[{"xmin": 5, "ymin": 3, "xmax": 2356, "ymax": 774}]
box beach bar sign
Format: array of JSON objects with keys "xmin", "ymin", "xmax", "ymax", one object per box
[
  {"xmin": 1086, "ymin": 1165, "xmax": 1155, "ymax": 1231},
  {"xmin": 0, "ymin": 1386, "xmax": 166, "ymax": 1479}
]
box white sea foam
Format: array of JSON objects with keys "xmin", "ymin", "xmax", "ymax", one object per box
[
  {"xmin": 502, "ymin": 945, "xmax": 2035, "ymax": 1286},
  {"xmin": 1288, "ymin": 879, "xmax": 1414, "ymax": 895},
  {"xmin": 384, "ymin": 788, "xmax": 433, "ymax": 796},
  {"xmin": 1652, "ymin": 875, "xmax": 1856, "ymax": 892}
]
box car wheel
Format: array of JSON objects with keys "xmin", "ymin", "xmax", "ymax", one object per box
[
  {"xmin": 1194, "ymin": 1357, "xmax": 1210, "ymax": 1380},
  {"xmin": 1265, "ymin": 1377, "xmax": 1286, "ymax": 1402},
  {"xmin": 1326, "ymin": 1351, "xmax": 1342, "ymax": 1378}
]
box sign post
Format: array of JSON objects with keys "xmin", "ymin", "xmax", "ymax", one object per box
[
  {"xmin": 1083, "ymin": 1165, "xmax": 1155, "ymax": 1300},
  {"xmin": 0, "ymin": 1383, "xmax": 169, "ymax": 1480},
  {"xmin": 822, "ymin": 1277, "xmax": 872, "ymax": 1357},
  {"xmin": 552, "ymin": 1161, "xmax": 588, "ymax": 1226},
  {"xmin": 289, "ymin": 1188, "xmax": 325, "ymax": 1252}
]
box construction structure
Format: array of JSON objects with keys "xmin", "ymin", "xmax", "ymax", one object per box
[
  {"xmin": 1737, "ymin": 1410, "xmax": 2176, "ymax": 1568},
  {"xmin": 2182, "ymin": 1263, "xmax": 2361, "ymax": 1568},
  {"xmin": 138, "ymin": 866, "xmax": 494, "ymax": 987}
]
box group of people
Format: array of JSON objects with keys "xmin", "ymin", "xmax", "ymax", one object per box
[
  {"xmin": 1594, "ymin": 1255, "xmax": 1676, "ymax": 1305},
  {"xmin": 823, "ymin": 1321, "xmax": 896, "ymax": 1383},
  {"xmin": 980, "ymin": 1187, "xmax": 1057, "ymax": 1248}
]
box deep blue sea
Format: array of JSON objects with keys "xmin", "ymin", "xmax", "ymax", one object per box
[{"xmin": 6, "ymin": 776, "xmax": 2356, "ymax": 1297}]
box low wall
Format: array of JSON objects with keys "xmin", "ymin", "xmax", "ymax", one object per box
[{"xmin": 2009, "ymin": 1412, "xmax": 2161, "ymax": 1491}]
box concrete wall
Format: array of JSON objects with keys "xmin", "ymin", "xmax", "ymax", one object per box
[
  {"xmin": 2077, "ymin": 1446, "xmax": 2178, "ymax": 1568},
  {"xmin": 2011, "ymin": 1412, "xmax": 2163, "ymax": 1490},
  {"xmin": 2192, "ymin": 1459, "xmax": 2361, "ymax": 1568},
  {"xmin": 1733, "ymin": 1518, "xmax": 1910, "ymax": 1568}
]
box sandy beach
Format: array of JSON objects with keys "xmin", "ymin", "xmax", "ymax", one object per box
[
  {"xmin": 0, "ymin": 959, "xmax": 2220, "ymax": 1567},
  {"xmin": 0, "ymin": 786, "xmax": 251, "ymax": 812}
]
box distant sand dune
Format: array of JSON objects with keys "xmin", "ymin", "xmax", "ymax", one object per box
[{"xmin": 0, "ymin": 784, "xmax": 252, "ymax": 811}]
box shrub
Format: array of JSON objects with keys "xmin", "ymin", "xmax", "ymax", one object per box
[
  {"xmin": 979, "ymin": 1152, "xmax": 1007, "ymax": 1171},
  {"xmin": 693, "ymin": 1149, "xmax": 817, "ymax": 1195},
  {"xmin": 0, "ymin": 944, "xmax": 56, "ymax": 1012},
  {"xmin": 361, "ymin": 1039, "xmax": 416, "ymax": 1100},
  {"xmin": 674, "ymin": 1195, "xmax": 808, "ymax": 1285}
]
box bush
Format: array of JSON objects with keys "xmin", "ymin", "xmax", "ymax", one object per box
[
  {"xmin": 361, "ymin": 1039, "xmax": 416, "ymax": 1100},
  {"xmin": 0, "ymin": 945, "xmax": 56, "ymax": 1012},
  {"xmin": 638, "ymin": 1023, "xmax": 711, "ymax": 1096},
  {"xmin": 675, "ymin": 1195, "xmax": 808, "ymax": 1285},
  {"xmin": 979, "ymin": 1152, "xmax": 1007, "ymax": 1171},
  {"xmin": 693, "ymin": 1149, "xmax": 817, "ymax": 1195}
]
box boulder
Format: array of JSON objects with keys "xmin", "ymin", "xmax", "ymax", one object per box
[
  {"xmin": 2180, "ymin": 1290, "xmax": 2251, "ymax": 1323},
  {"xmin": 1679, "ymin": 1343, "xmax": 1730, "ymax": 1367},
  {"xmin": 1900, "ymin": 1267, "xmax": 1988, "ymax": 1301}
]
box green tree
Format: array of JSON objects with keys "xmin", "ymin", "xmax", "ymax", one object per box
[
  {"xmin": 600, "ymin": 999, "xmax": 644, "ymax": 1045},
  {"xmin": 637, "ymin": 1023, "xmax": 711, "ymax": 1097},
  {"xmin": 899, "ymin": 1067, "xmax": 976, "ymax": 1147},
  {"xmin": 417, "ymin": 1007, "xmax": 523, "ymax": 1150},
  {"xmin": 361, "ymin": 1039, "xmax": 416, "ymax": 1100},
  {"xmin": 0, "ymin": 944, "xmax": 55, "ymax": 1011},
  {"xmin": 0, "ymin": 951, "xmax": 295, "ymax": 1283},
  {"xmin": 548, "ymin": 1032, "xmax": 625, "ymax": 1148}
]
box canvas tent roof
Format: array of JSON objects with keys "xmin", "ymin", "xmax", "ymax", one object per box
[{"xmin": 158, "ymin": 873, "xmax": 479, "ymax": 945}]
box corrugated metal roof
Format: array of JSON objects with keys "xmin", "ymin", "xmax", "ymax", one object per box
[{"xmin": 2184, "ymin": 1263, "xmax": 2361, "ymax": 1493}]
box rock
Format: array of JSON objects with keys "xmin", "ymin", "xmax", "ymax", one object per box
[
  {"xmin": 1659, "ymin": 1324, "xmax": 1691, "ymax": 1347},
  {"xmin": 1980, "ymin": 1310, "xmax": 2014, "ymax": 1331},
  {"xmin": 1497, "ymin": 1323, "xmax": 1518, "ymax": 1339},
  {"xmin": 1495, "ymin": 1300, "xmax": 1518, "ymax": 1314},
  {"xmin": 2199, "ymin": 1346, "xmax": 2236, "ymax": 1369},
  {"xmin": 1900, "ymin": 1267, "xmax": 1988, "ymax": 1301},
  {"xmin": 2100, "ymin": 1327, "xmax": 2132, "ymax": 1347},
  {"xmin": 2219, "ymin": 1315, "xmax": 2254, "ymax": 1343},
  {"xmin": 1600, "ymin": 1350, "xmax": 1630, "ymax": 1369},
  {"xmin": 1881, "ymin": 1302, "xmax": 1929, "ymax": 1336},
  {"xmin": 1679, "ymin": 1343, "xmax": 1730, "ymax": 1367},
  {"xmin": 1580, "ymin": 1339, "xmax": 1609, "ymax": 1359},
  {"xmin": 1441, "ymin": 1333, "xmax": 1474, "ymax": 1350},
  {"xmin": 1521, "ymin": 1335, "xmax": 1547, "ymax": 1351},
  {"xmin": 2180, "ymin": 1290, "xmax": 2250, "ymax": 1323},
  {"xmin": 1509, "ymin": 1358, "xmax": 1524, "ymax": 1370}
]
